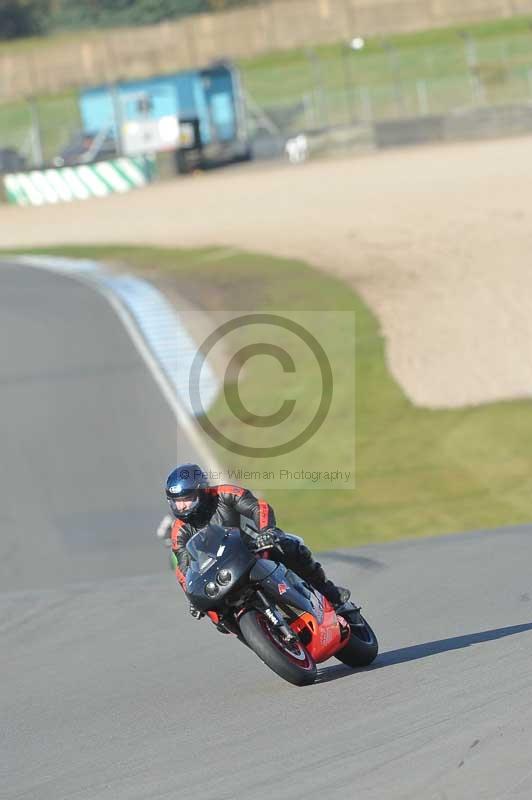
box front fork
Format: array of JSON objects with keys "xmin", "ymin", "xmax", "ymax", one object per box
[{"xmin": 241, "ymin": 588, "xmax": 298, "ymax": 643}]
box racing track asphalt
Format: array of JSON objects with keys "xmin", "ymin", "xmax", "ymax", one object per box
[{"xmin": 3, "ymin": 260, "xmax": 532, "ymax": 800}]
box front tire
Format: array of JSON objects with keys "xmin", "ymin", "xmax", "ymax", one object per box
[
  {"xmin": 335, "ymin": 616, "xmax": 378, "ymax": 668},
  {"xmin": 239, "ymin": 610, "xmax": 317, "ymax": 686}
]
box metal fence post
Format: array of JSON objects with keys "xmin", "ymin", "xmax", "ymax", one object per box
[
  {"xmin": 110, "ymin": 83, "xmax": 125, "ymax": 157},
  {"xmin": 28, "ymin": 98, "xmax": 43, "ymax": 167},
  {"xmin": 460, "ymin": 32, "xmax": 485, "ymax": 104},
  {"xmin": 306, "ymin": 47, "xmax": 328, "ymax": 129},
  {"xmin": 416, "ymin": 79, "xmax": 429, "ymax": 116},
  {"xmin": 358, "ymin": 86, "xmax": 373, "ymax": 122},
  {"xmin": 527, "ymin": 68, "xmax": 532, "ymax": 98},
  {"xmin": 383, "ymin": 40, "xmax": 405, "ymax": 115},
  {"xmin": 303, "ymin": 92, "xmax": 317, "ymax": 128},
  {"xmin": 341, "ymin": 44, "xmax": 357, "ymax": 124}
]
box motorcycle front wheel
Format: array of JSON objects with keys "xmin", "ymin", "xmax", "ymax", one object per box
[{"xmin": 239, "ymin": 610, "xmax": 317, "ymax": 686}]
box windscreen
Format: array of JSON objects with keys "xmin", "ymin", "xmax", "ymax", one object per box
[{"xmin": 186, "ymin": 524, "xmax": 227, "ymax": 574}]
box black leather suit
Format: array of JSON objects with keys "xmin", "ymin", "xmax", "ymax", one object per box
[{"xmin": 170, "ymin": 484, "xmax": 330, "ymax": 593}]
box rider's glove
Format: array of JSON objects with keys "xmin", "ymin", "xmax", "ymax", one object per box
[
  {"xmin": 189, "ymin": 602, "xmax": 204, "ymax": 620},
  {"xmin": 252, "ymin": 528, "xmax": 277, "ymax": 553}
]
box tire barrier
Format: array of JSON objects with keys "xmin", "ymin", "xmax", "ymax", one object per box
[{"xmin": 3, "ymin": 156, "xmax": 155, "ymax": 207}]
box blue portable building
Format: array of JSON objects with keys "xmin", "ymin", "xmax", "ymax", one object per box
[{"xmin": 79, "ymin": 62, "xmax": 249, "ymax": 170}]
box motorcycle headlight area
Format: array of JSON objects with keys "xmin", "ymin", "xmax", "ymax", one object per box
[
  {"xmin": 217, "ymin": 569, "xmax": 232, "ymax": 585},
  {"xmin": 205, "ymin": 581, "xmax": 220, "ymax": 598}
]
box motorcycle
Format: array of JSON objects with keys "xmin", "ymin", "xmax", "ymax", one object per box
[{"xmin": 185, "ymin": 523, "xmax": 378, "ymax": 686}]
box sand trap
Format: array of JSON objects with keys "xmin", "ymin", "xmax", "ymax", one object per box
[{"xmin": 2, "ymin": 135, "xmax": 532, "ymax": 407}]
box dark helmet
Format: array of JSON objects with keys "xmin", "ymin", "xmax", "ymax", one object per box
[{"xmin": 165, "ymin": 463, "xmax": 209, "ymax": 519}]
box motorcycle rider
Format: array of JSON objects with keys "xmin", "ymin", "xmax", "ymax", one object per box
[{"xmin": 162, "ymin": 463, "xmax": 352, "ymax": 621}]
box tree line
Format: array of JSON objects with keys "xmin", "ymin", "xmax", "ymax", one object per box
[{"xmin": 0, "ymin": 0, "xmax": 260, "ymax": 40}]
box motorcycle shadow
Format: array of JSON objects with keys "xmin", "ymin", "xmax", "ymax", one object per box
[{"xmin": 316, "ymin": 621, "xmax": 532, "ymax": 684}]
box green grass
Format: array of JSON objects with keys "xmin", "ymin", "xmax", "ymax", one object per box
[
  {"xmin": 0, "ymin": 92, "xmax": 81, "ymax": 164},
  {"xmin": 240, "ymin": 17, "xmax": 532, "ymax": 125},
  {"xmin": 5, "ymin": 243, "xmax": 532, "ymax": 552}
]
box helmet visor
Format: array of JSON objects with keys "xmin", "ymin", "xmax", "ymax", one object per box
[{"xmin": 168, "ymin": 491, "xmax": 200, "ymax": 518}]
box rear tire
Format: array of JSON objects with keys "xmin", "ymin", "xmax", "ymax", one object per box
[
  {"xmin": 239, "ymin": 610, "xmax": 317, "ymax": 686},
  {"xmin": 335, "ymin": 616, "xmax": 378, "ymax": 668}
]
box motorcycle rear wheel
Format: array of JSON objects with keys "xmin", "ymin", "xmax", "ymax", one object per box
[
  {"xmin": 335, "ymin": 615, "xmax": 378, "ymax": 668},
  {"xmin": 239, "ymin": 610, "xmax": 317, "ymax": 686}
]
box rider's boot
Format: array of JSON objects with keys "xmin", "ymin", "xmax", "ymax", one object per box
[
  {"xmin": 280, "ymin": 536, "xmax": 356, "ymax": 613},
  {"xmin": 303, "ymin": 560, "xmax": 365, "ymax": 626},
  {"xmin": 305, "ymin": 563, "xmax": 365, "ymax": 625},
  {"xmin": 305, "ymin": 562, "xmax": 351, "ymax": 608}
]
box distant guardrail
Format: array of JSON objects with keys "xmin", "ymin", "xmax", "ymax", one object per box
[
  {"xmin": 3, "ymin": 156, "xmax": 155, "ymax": 206},
  {"xmin": 303, "ymin": 102, "xmax": 532, "ymax": 155},
  {"xmin": 372, "ymin": 102, "xmax": 532, "ymax": 148}
]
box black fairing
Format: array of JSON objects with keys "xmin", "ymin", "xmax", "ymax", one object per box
[
  {"xmin": 185, "ymin": 523, "xmax": 324, "ymax": 620},
  {"xmin": 185, "ymin": 524, "xmax": 256, "ymax": 611},
  {"xmin": 250, "ymin": 560, "xmax": 324, "ymax": 622},
  {"xmin": 249, "ymin": 559, "xmax": 278, "ymax": 581}
]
